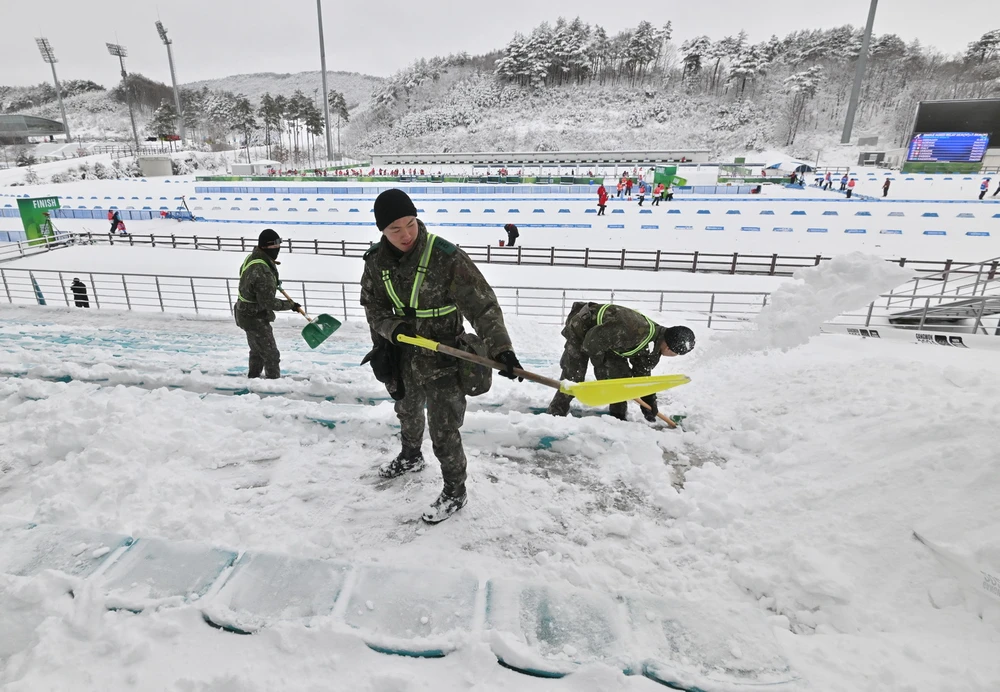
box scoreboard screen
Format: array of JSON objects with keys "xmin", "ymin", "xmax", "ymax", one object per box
[{"xmin": 907, "ymin": 132, "xmax": 989, "ymax": 163}]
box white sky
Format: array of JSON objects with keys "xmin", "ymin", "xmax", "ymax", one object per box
[{"xmin": 0, "ymin": 0, "xmax": 997, "ymax": 88}]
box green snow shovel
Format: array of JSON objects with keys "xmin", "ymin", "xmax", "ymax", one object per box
[
  {"xmin": 279, "ymin": 287, "xmax": 341, "ymax": 349},
  {"xmin": 397, "ymin": 334, "xmax": 690, "ymax": 407}
]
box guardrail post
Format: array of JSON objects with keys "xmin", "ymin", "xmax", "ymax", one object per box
[
  {"xmin": 58, "ymin": 272, "xmax": 70, "ymax": 306},
  {"xmin": 972, "ymin": 298, "xmax": 988, "ymax": 334},
  {"xmin": 864, "ymin": 301, "xmax": 874, "ymax": 327},
  {"xmin": 989, "ymin": 261, "xmax": 998, "ymax": 281},
  {"xmin": 150, "ymin": 233, "xmax": 156, "ymax": 248},
  {"xmin": 659, "ymin": 291, "xmax": 664, "ymax": 312},
  {"xmin": 287, "ymin": 238, "xmax": 292, "ymax": 254},
  {"xmin": 769, "ymin": 254, "xmax": 778, "ymax": 275},
  {"xmin": 108, "ymin": 232, "xmax": 114, "ymax": 246},
  {"xmin": 190, "ymin": 278, "xmax": 199, "ymax": 313},
  {"xmin": 194, "ymin": 235, "xmax": 199, "ymax": 250},
  {"xmin": 814, "ymin": 254, "xmax": 821, "ymax": 266},
  {"xmin": 87, "ymin": 231, "xmax": 93, "ymax": 244},
  {"xmin": 341, "ymin": 284, "xmax": 348, "ymax": 320},
  {"xmin": 122, "ymin": 276, "xmax": 131, "ymax": 310},
  {"xmin": 561, "ymin": 290, "xmax": 566, "ymax": 317},
  {"xmin": 171, "ymin": 234, "xmax": 176, "ymax": 248},
  {"xmin": 584, "ymin": 247, "xmax": 589, "ymax": 268},
  {"xmin": 226, "ymin": 279, "xmax": 233, "ymax": 314},
  {"xmin": 620, "ymin": 248, "xmax": 626, "ymax": 270},
  {"xmin": 341, "ymin": 239, "xmax": 346, "ymax": 257},
  {"xmin": 730, "ymin": 253, "xmax": 738, "ymax": 275},
  {"xmin": 301, "ymin": 282, "xmax": 309, "ymax": 314},
  {"xmin": 315, "ymin": 239, "xmax": 319, "ymax": 255},
  {"xmin": 155, "ymin": 276, "xmax": 164, "ymax": 312},
  {"xmin": 0, "ymin": 269, "xmax": 9, "ymax": 303},
  {"xmin": 692, "ymin": 251, "xmax": 699, "ymax": 273},
  {"xmin": 240, "ymin": 236, "xmax": 244, "ymax": 252},
  {"xmin": 89, "ymin": 273, "xmax": 100, "ymax": 309},
  {"xmin": 487, "ymin": 244, "xmax": 491, "ymax": 263},
  {"xmin": 517, "ymin": 246, "xmax": 522, "ymax": 265},
  {"xmin": 655, "ymin": 250, "xmax": 661, "ymax": 271},
  {"xmin": 217, "ymin": 236, "xmax": 221, "ymax": 251},
  {"xmin": 549, "ymin": 247, "xmax": 555, "ymax": 265},
  {"xmin": 516, "ymin": 288, "xmax": 520, "ymax": 315},
  {"xmin": 898, "ymin": 257, "xmax": 906, "ymax": 268},
  {"xmin": 917, "ymin": 297, "xmax": 930, "ymax": 330},
  {"xmin": 707, "ymin": 293, "xmax": 716, "ymax": 328}
]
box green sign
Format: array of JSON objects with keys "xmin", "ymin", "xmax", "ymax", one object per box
[
  {"xmin": 17, "ymin": 196, "xmax": 60, "ymax": 246},
  {"xmin": 653, "ymin": 165, "xmax": 686, "ymax": 187}
]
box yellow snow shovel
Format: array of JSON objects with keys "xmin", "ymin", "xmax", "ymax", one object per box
[
  {"xmin": 279, "ymin": 287, "xmax": 341, "ymax": 349},
  {"xmin": 397, "ymin": 334, "xmax": 690, "ymax": 407}
]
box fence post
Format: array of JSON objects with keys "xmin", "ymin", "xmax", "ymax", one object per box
[
  {"xmin": 341, "ymin": 284, "xmax": 348, "ymax": 321},
  {"xmin": 122, "ymin": 275, "xmax": 131, "ymax": 310},
  {"xmin": 584, "ymin": 247, "xmax": 589, "ymax": 268},
  {"xmin": 989, "ymin": 261, "xmax": 998, "ymax": 281},
  {"xmin": 190, "ymin": 278, "xmax": 199, "ymax": 313},
  {"xmin": 150, "ymin": 233, "xmax": 156, "ymax": 248},
  {"xmin": 341, "ymin": 239, "xmax": 346, "ymax": 257},
  {"xmin": 655, "ymin": 250, "xmax": 661, "ymax": 271},
  {"xmin": 155, "ymin": 276, "xmax": 164, "ymax": 312},
  {"xmin": 620, "ymin": 248, "xmax": 626, "ymax": 270},
  {"xmin": 128, "ymin": 233, "xmax": 134, "ymax": 247},
  {"xmin": 692, "ymin": 251, "xmax": 699, "ymax": 273},
  {"xmin": 0, "ymin": 268, "xmax": 10, "ymax": 303},
  {"xmin": 659, "ymin": 291, "xmax": 664, "ymax": 312},
  {"xmin": 315, "ymin": 239, "xmax": 319, "ymax": 255},
  {"xmin": 240, "ymin": 236, "xmax": 245, "ymax": 252},
  {"xmin": 769, "ymin": 254, "xmax": 778, "ymax": 275},
  {"xmin": 516, "ymin": 288, "xmax": 520, "ymax": 315},
  {"xmin": 487, "ymin": 244, "xmax": 491, "ymax": 263},
  {"xmin": 58, "ymin": 272, "xmax": 70, "ymax": 306},
  {"xmin": 226, "ymin": 279, "xmax": 233, "ymax": 315},
  {"xmin": 707, "ymin": 293, "xmax": 716, "ymax": 328},
  {"xmin": 730, "ymin": 253, "xmax": 738, "ymax": 275},
  {"xmin": 917, "ymin": 297, "xmax": 930, "ymax": 330},
  {"xmin": 301, "ymin": 282, "xmax": 309, "ymax": 315},
  {"xmin": 517, "ymin": 245, "xmax": 522, "ymax": 265},
  {"xmin": 972, "ymin": 297, "xmax": 988, "ymax": 334},
  {"xmin": 814, "ymin": 254, "xmax": 821, "ymax": 266},
  {"xmin": 193, "ymin": 235, "xmax": 199, "ymax": 249},
  {"xmin": 172, "ymin": 234, "xmax": 176, "ymax": 248},
  {"xmin": 89, "ymin": 273, "xmax": 100, "ymax": 309},
  {"xmin": 864, "ymin": 301, "xmax": 874, "ymax": 327},
  {"xmin": 217, "ymin": 236, "xmax": 221, "ymax": 251},
  {"xmin": 109, "ymin": 232, "xmax": 114, "ymax": 246},
  {"xmin": 561, "ymin": 290, "xmax": 566, "ymax": 317},
  {"xmin": 287, "ymin": 238, "xmax": 292, "ymax": 254}
]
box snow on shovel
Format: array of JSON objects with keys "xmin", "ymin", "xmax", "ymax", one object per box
[
  {"xmin": 397, "ymin": 334, "xmax": 690, "ymax": 407},
  {"xmin": 279, "ymin": 288, "xmax": 340, "ymax": 349}
]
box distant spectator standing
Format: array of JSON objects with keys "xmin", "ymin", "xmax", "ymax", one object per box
[
  {"xmin": 840, "ymin": 174, "xmax": 849, "ymax": 192},
  {"xmin": 824, "ymin": 171, "xmax": 832, "ymax": 190},
  {"xmin": 882, "ymin": 179, "xmax": 891, "ymax": 198},
  {"xmin": 71, "ymin": 278, "xmax": 89, "ymax": 308},
  {"xmin": 789, "ymin": 171, "xmax": 798, "ymax": 186},
  {"xmin": 597, "ymin": 184, "xmax": 609, "ymax": 215},
  {"xmin": 664, "ymin": 182, "xmax": 674, "ymax": 202},
  {"xmin": 503, "ymin": 223, "xmax": 519, "ymax": 247},
  {"xmin": 981, "ymin": 178, "xmax": 991, "ymax": 200},
  {"xmin": 637, "ymin": 181, "xmax": 647, "ymax": 206},
  {"xmin": 846, "ymin": 178, "xmax": 857, "ymax": 199},
  {"xmin": 625, "ymin": 177, "xmax": 633, "ymax": 200},
  {"xmin": 652, "ymin": 182, "xmax": 664, "ymax": 206},
  {"xmin": 616, "ymin": 179, "xmax": 624, "ymax": 198},
  {"xmin": 108, "ymin": 209, "xmax": 121, "ymax": 235}
]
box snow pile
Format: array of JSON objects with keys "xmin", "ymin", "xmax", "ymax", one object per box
[{"xmin": 705, "ymin": 252, "xmax": 913, "ymax": 357}]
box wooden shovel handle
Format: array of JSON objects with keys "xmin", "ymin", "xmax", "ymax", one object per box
[
  {"xmin": 431, "ymin": 340, "xmax": 563, "ymax": 391},
  {"xmin": 634, "ymin": 397, "xmax": 678, "ymax": 429},
  {"xmin": 278, "ymin": 287, "xmax": 311, "ymax": 321}
]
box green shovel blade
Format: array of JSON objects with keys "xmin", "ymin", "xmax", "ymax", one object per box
[{"xmin": 301, "ymin": 313, "xmax": 341, "ymax": 349}]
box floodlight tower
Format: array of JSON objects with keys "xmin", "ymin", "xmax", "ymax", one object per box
[
  {"xmin": 155, "ymin": 20, "xmax": 186, "ymax": 143},
  {"xmin": 35, "ymin": 38, "xmax": 72, "ymax": 142},
  {"xmin": 316, "ymin": 0, "xmax": 334, "ymax": 162},
  {"xmin": 841, "ymin": 0, "xmax": 879, "ymax": 144},
  {"xmin": 106, "ymin": 42, "xmax": 141, "ymax": 154}
]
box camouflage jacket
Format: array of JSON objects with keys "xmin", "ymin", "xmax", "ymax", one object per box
[
  {"xmin": 360, "ymin": 222, "xmax": 512, "ymax": 385},
  {"xmin": 234, "ymin": 247, "xmax": 293, "ymax": 325},
  {"xmin": 564, "ymin": 302, "xmax": 665, "ymax": 376}
]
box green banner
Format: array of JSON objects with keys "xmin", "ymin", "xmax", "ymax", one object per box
[{"xmin": 17, "ymin": 197, "xmax": 60, "ymax": 246}]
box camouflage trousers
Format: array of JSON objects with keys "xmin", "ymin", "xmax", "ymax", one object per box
[
  {"xmin": 239, "ymin": 320, "xmax": 281, "ymax": 379},
  {"xmin": 546, "ymin": 336, "xmax": 633, "ymax": 420},
  {"xmin": 396, "ymin": 368, "xmax": 468, "ymax": 496}
]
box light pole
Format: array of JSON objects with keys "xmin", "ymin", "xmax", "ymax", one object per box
[
  {"xmin": 155, "ymin": 21, "xmax": 186, "ymax": 143},
  {"xmin": 35, "ymin": 38, "xmax": 72, "ymax": 143},
  {"xmin": 841, "ymin": 0, "xmax": 879, "ymax": 144},
  {"xmin": 106, "ymin": 43, "xmax": 142, "ymax": 154},
  {"xmin": 316, "ymin": 0, "xmax": 334, "ymax": 162}
]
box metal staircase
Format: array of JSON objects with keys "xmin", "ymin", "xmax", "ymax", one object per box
[{"xmin": 886, "ymin": 256, "xmax": 1000, "ymax": 334}]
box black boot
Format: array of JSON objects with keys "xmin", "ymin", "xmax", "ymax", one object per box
[
  {"xmin": 378, "ymin": 447, "xmax": 425, "ymax": 479},
  {"xmin": 421, "ymin": 489, "xmax": 468, "ymax": 524}
]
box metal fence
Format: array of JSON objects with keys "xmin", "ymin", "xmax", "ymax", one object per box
[{"xmin": 0, "ymin": 266, "xmax": 770, "ymax": 329}]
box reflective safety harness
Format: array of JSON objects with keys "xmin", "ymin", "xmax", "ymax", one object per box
[
  {"xmin": 596, "ymin": 303, "xmax": 656, "ymax": 357},
  {"xmin": 237, "ymin": 254, "xmax": 274, "ymax": 303},
  {"xmin": 381, "ymin": 234, "xmax": 457, "ymax": 319}
]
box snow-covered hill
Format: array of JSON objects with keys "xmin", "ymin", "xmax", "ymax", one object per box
[{"xmin": 183, "ymin": 71, "xmax": 381, "ymax": 111}]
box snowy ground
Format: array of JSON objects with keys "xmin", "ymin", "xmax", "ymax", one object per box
[{"xmin": 1, "ymin": 175, "xmax": 999, "ymax": 691}]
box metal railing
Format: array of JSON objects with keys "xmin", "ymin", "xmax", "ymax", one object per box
[
  {"xmin": 836, "ymin": 292, "xmax": 1000, "ymax": 336},
  {"xmin": 0, "ymin": 266, "xmax": 770, "ymax": 329},
  {"xmin": 0, "ymin": 232, "xmax": 76, "ymax": 263},
  {"xmin": 885, "ymin": 255, "xmax": 1000, "ymax": 311}
]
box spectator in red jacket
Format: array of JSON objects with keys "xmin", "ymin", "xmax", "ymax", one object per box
[{"xmin": 597, "ymin": 185, "xmax": 609, "ymax": 215}]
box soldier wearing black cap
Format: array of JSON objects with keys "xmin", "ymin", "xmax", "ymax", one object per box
[
  {"xmin": 360, "ymin": 189, "xmax": 522, "ymax": 524},
  {"xmin": 234, "ymin": 229, "xmax": 301, "ymax": 379},
  {"xmin": 547, "ymin": 302, "xmax": 695, "ymax": 421}
]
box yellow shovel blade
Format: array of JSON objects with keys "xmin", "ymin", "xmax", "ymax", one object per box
[
  {"xmin": 397, "ymin": 334, "xmax": 440, "ymax": 351},
  {"xmin": 563, "ymin": 374, "xmax": 691, "ymax": 407}
]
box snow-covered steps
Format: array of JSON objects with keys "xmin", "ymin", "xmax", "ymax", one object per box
[{"xmin": 0, "ymin": 519, "xmax": 799, "ymax": 691}]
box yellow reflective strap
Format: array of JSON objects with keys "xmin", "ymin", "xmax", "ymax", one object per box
[
  {"xmin": 409, "ymin": 234, "xmax": 437, "ymax": 309},
  {"xmin": 238, "ymin": 255, "xmax": 270, "ymax": 303},
  {"xmin": 596, "ymin": 303, "xmax": 656, "ymax": 357},
  {"xmin": 381, "ymin": 269, "xmax": 405, "ymax": 310}
]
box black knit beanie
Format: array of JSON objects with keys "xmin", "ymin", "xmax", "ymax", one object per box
[
  {"xmin": 663, "ymin": 326, "xmax": 696, "ymax": 355},
  {"xmin": 373, "ymin": 189, "xmax": 418, "ymax": 231},
  {"xmin": 258, "ymin": 228, "xmax": 281, "ymax": 247}
]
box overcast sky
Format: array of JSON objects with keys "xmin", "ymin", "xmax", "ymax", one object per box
[{"xmin": 2, "ymin": 0, "xmax": 997, "ymax": 88}]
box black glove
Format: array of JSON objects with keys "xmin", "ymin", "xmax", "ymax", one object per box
[
  {"xmin": 641, "ymin": 393, "xmax": 658, "ymax": 422},
  {"xmin": 496, "ymin": 351, "xmax": 523, "ymax": 381},
  {"xmin": 392, "ymin": 322, "xmax": 416, "ymax": 343},
  {"xmin": 290, "ymin": 302, "xmax": 302, "ymax": 313}
]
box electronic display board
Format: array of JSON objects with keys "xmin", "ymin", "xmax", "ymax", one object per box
[{"xmin": 906, "ymin": 132, "xmax": 989, "ymax": 163}]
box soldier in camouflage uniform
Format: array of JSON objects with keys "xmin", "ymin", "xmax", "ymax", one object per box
[
  {"xmin": 361, "ymin": 189, "xmax": 523, "ymax": 524},
  {"xmin": 547, "ymin": 302, "xmax": 695, "ymax": 421},
  {"xmin": 234, "ymin": 229, "xmax": 301, "ymax": 379}
]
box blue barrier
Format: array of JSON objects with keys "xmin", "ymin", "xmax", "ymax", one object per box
[
  {"xmin": 250, "ymin": 207, "xmax": 259, "ymax": 211},
  {"xmin": 697, "ymin": 210, "xmax": 710, "ymax": 215},
  {"xmin": 705, "ymin": 226, "xmax": 724, "ymax": 231},
  {"xmin": 416, "ymin": 208, "xmax": 424, "ymax": 213},
  {"xmin": 612, "ymin": 209, "xmax": 624, "ymax": 214},
  {"xmin": 726, "ymin": 210, "xmax": 741, "ymax": 215},
  {"xmin": 641, "ymin": 224, "xmax": 659, "ymax": 229},
  {"xmin": 484, "ymin": 209, "xmax": 495, "ymax": 213},
  {"xmin": 957, "ymin": 213, "xmax": 974, "ymax": 218},
  {"xmin": 791, "ymin": 210, "xmax": 806, "ymax": 216},
  {"xmin": 288, "ymin": 208, "xmax": 298, "ymax": 212},
  {"xmin": 268, "ymin": 208, "xmax": 278, "ymax": 211},
  {"xmin": 585, "ymin": 209, "xmax": 596, "ymax": 213},
  {"xmin": 667, "ymin": 209, "xmax": 681, "ymax": 214},
  {"xmin": 460, "ymin": 209, "xmax": 471, "ymax": 213},
  {"xmin": 675, "ymin": 225, "xmax": 693, "ymax": 230},
  {"xmin": 924, "ymin": 230, "xmax": 946, "ymax": 235},
  {"xmin": 845, "ymin": 228, "xmax": 866, "ymax": 234},
  {"xmin": 922, "ymin": 212, "xmax": 938, "ymax": 217},
  {"xmin": 230, "ymin": 207, "xmax": 240, "ymax": 211},
  {"xmin": 855, "ymin": 211, "xmax": 871, "ymax": 216},
  {"xmin": 608, "ymin": 224, "xmax": 625, "ymax": 229},
  {"xmin": 639, "ymin": 209, "xmax": 652, "ymax": 214},
  {"xmin": 889, "ymin": 211, "xmax": 904, "ymax": 217},
  {"xmin": 741, "ymin": 226, "xmax": 760, "ymax": 232},
  {"xmin": 532, "ymin": 209, "xmax": 544, "ymax": 213},
  {"xmin": 438, "ymin": 208, "xmax": 448, "ymax": 213},
  {"xmin": 880, "ymin": 229, "xmax": 902, "ymax": 235},
  {"xmin": 508, "ymin": 209, "xmax": 519, "ymax": 213},
  {"xmin": 823, "ymin": 210, "xmax": 838, "ymax": 216},
  {"xmin": 807, "ymin": 228, "xmax": 828, "ymax": 233},
  {"xmin": 308, "ymin": 208, "xmax": 318, "ymax": 212},
  {"xmin": 349, "ymin": 208, "xmax": 360, "ymax": 212},
  {"xmin": 558, "ymin": 209, "xmax": 570, "ymax": 213},
  {"xmin": 761, "ymin": 210, "xmax": 775, "ymax": 215},
  {"xmin": 773, "ymin": 227, "xmax": 793, "ymax": 232},
  {"xmin": 968, "ymin": 231, "xmax": 990, "ymax": 236}
]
